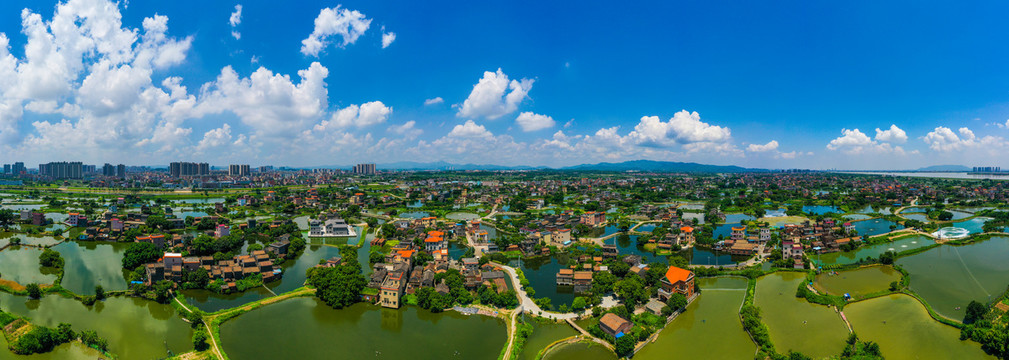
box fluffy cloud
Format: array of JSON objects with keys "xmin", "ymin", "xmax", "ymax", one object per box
[
  {"xmin": 457, "ymin": 69, "xmax": 533, "ymax": 120},
  {"xmin": 827, "ymin": 128, "xmax": 910, "ymax": 155},
  {"xmin": 625, "ymin": 110, "xmax": 733, "ymax": 151},
  {"xmin": 446, "ymin": 120, "xmax": 493, "ymax": 138},
  {"xmin": 874, "ymin": 124, "xmax": 907, "ymax": 143},
  {"xmin": 195, "ymin": 62, "xmax": 330, "ymax": 136},
  {"xmin": 424, "ymin": 97, "xmax": 443, "ymax": 106},
  {"xmin": 198, "ymin": 124, "xmax": 233, "ymax": 149},
  {"xmin": 314, "ymin": 101, "xmax": 392, "ymax": 130},
  {"xmin": 229, "ymin": 5, "xmax": 242, "ymax": 39},
  {"xmin": 922, "ymin": 126, "xmax": 1008, "ymax": 152},
  {"xmin": 388, "ymin": 120, "xmax": 422, "ymax": 138},
  {"xmin": 515, "ymin": 112, "xmax": 555, "ymax": 132},
  {"xmin": 747, "ymin": 140, "xmax": 779, "ymax": 152},
  {"xmin": 381, "ymin": 26, "xmax": 395, "ymax": 48},
  {"xmin": 300, "ymin": 6, "xmax": 371, "ymax": 56}
]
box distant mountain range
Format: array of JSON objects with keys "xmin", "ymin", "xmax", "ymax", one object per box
[
  {"xmin": 914, "ymin": 165, "xmax": 972, "ymax": 172},
  {"xmin": 327, "ymin": 159, "xmax": 769, "ymax": 173}
]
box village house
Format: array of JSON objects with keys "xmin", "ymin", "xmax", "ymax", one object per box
[
  {"xmin": 658, "ymin": 266, "xmax": 695, "ymax": 301},
  {"xmin": 599, "ymin": 313, "xmax": 633, "ymax": 338}
]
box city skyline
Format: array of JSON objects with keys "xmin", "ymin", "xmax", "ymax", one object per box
[{"xmin": 3, "ymin": 0, "xmax": 1009, "ymax": 169}]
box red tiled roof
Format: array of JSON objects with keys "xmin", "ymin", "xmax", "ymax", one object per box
[{"xmin": 665, "ymin": 266, "xmax": 693, "ymax": 284}]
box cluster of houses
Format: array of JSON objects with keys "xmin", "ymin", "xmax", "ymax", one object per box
[
  {"xmin": 144, "ymin": 236, "xmax": 291, "ymax": 293},
  {"xmin": 348, "ymin": 228, "xmax": 514, "ymax": 309},
  {"xmin": 308, "ymin": 213, "xmax": 355, "ymax": 237},
  {"xmin": 782, "ymin": 219, "xmax": 860, "ymax": 254},
  {"xmin": 597, "ymin": 265, "xmax": 696, "ymax": 340}
]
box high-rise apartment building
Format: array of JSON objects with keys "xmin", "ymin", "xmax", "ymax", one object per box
[
  {"xmin": 12, "ymin": 162, "xmax": 25, "ymax": 176},
  {"xmin": 229, "ymin": 164, "xmax": 251, "ymax": 176},
  {"xmin": 353, "ymin": 163, "xmax": 377, "ymax": 175},
  {"xmin": 169, "ymin": 162, "xmax": 210, "ymax": 177},
  {"xmin": 117, "ymin": 164, "xmax": 126, "ymax": 178},
  {"xmin": 39, "ymin": 161, "xmax": 83, "ymax": 179}
]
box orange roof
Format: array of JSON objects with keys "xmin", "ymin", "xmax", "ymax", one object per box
[
  {"xmin": 665, "ymin": 266, "xmax": 693, "ymax": 284},
  {"xmin": 680, "ymin": 226, "xmax": 694, "ymax": 233},
  {"xmin": 428, "ymin": 230, "xmax": 445, "ymax": 237},
  {"xmin": 424, "ymin": 236, "xmax": 443, "ymax": 243},
  {"xmin": 731, "ymin": 226, "xmax": 746, "ymax": 231},
  {"xmin": 397, "ymin": 250, "xmax": 415, "ymax": 258},
  {"xmin": 355, "ymin": 193, "xmax": 364, "ymax": 196}
]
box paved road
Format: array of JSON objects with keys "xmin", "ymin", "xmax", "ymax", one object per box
[{"xmin": 491, "ymin": 262, "xmax": 621, "ymax": 320}]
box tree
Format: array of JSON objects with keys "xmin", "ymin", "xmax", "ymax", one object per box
[
  {"xmin": 614, "ymin": 276, "xmax": 647, "ymax": 308},
  {"xmin": 878, "ymin": 251, "xmax": 896, "ymax": 265},
  {"xmin": 965, "ymin": 300, "xmax": 987, "ymax": 324},
  {"xmin": 667, "ymin": 293, "xmax": 687, "ymax": 311},
  {"xmin": 154, "ymin": 280, "xmax": 173, "ymax": 303},
  {"xmin": 94, "ymin": 285, "xmax": 105, "ymax": 300},
  {"xmin": 26, "ymin": 283, "xmax": 42, "ymax": 299},
  {"xmin": 39, "ymin": 248, "xmax": 64, "ymax": 268},
  {"xmin": 591, "ymin": 271, "xmax": 617, "ymax": 295},
  {"xmin": 308, "ymin": 260, "xmax": 367, "ymax": 309},
  {"xmin": 193, "ymin": 331, "xmax": 210, "ymax": 351},
  {"xmin": 122, "ymin": 242, "xmax": 161, "ymax": 269},
  {"xmin": 571, "ymin": 297, "xmax": 587, "ymax": 312},
  {"xmin": 615, "ymin": 333, "xmax": 636, "ymax": 356}
]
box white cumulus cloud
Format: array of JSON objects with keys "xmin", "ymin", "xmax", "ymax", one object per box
[
  {"xmin": 315, "ymin": 101, "xmax": 392, "ymax": 130},
  {"xmin": 874, "ymin": 124, "xmax": 907, "ymax": 143},
  {"xmin": 515, "ymin": 112, "xmax": 555, "ymax": 132},
  {"xmin": 229, "ymin": 4, "xmax": 242, "ymax": 39},
  {"xmin": 424, "ymin": 97, "xmax": 443, "ymax": 106},
  {"xmin": 381, "ymin": 26, "xmax": 395, "ymax": 48},
  {"xmin": 457, "ymin": 68, "xmax": 533, "ymax": 120},
  {"xmin": 747, "ymin": 140, "xmax": 779, "ymax": 152},
  {"xmin": 300, "ymin": 6, "xmax": 371, "ymax": 57}
]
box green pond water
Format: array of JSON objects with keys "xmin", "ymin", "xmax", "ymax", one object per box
[
  {"xmin": 0, "ymin": 293, "xmax": 192, "ymax": 359},
  {"xmin": 755, "ymin": 272, "xmax": 849, "ymax": 359},
  {"xmin": 813, "ymin": 266, "xmax": 900, "ymax": 298},
  {"xmin": 0, "ymin": 335, "xmax": 103, "ymax": 360},
  {"xmin": 185, "ymin": 243, "xmax": 345, "ymax": 312},
  {"xmin": 635, "ymin": 277, "xmax": 755, "ymax": 360},
  {"xmin": 815, "ymin": 235, "xmax": 935, "ymax": 266},
  {"xmin": 518, "ymin": 320, "xmax": 578, "ymax": 360},
  {"xmin": 219, "ymin": 299, "xmax": 507, "ymax": 360},
  {"xmin": 0, "ymin": 247, "xmax": 59, "ymax": 286},
  {"xmin": 52, "ymin": 241, "xmax": 129, "ymax": 295},
  {"xmin": 1, "ymin": 234, "xmax": 61, "ymax": 247},
  {"xmin": 266, "ymin": 244, "xmax": 343, "ymax": 294},
  {"xmin": 542, "ymin": 341, "xmax": 616, "ymax": 360},
  {"xmin": 845, "ymin": 294, "xmax": 994, "ymax": 360},
  {"xmin": 899, "ymin": 236, "xmax": 1009, "ymax": 320}
]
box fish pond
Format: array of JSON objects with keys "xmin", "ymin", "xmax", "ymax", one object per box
[
  {"xmin": 899, "ymin": 236, "xmax": 1009, "ymax": 320},
  {"xmin": 814, "ymin": 235, "xmax": 935, "ymax": 266},
  {"xmin": 518, "ymin": 320, "xmax": 578, "ymax": 360},
  {"xmin": 812, "ymin": 265, "xmax": 900, "ymax": 298},
  {"xmin": 219, "ymin": 299, "xmax": 507, "ymax": 360},
  {"xmin": 845, "ymin": 294, "xmax": 993, "ymax": 360},
  {"xmin": 0, "ymin": 247, "xmax": 60, "ymax": 286},
  {"xmin": 542, "ymin": 341, "xmax": 615, "ymax": 360},
  {"xmin": 635, "ymin": 277, "xmax": 754, "ymax": 359},
  {"xmin": 0, "ymin": 292, "xmax": 192, "ymax": 359},
  {"xmin": 850, "ymin": 218, "xmax": 903, "ymax": 237},
  {"xmin": 52, "ymin": 241, "xmax": 130, "ymax": 295},
  {"xmin": 754, "ymin": 272, "xmax": 848, "ymax": 358}
]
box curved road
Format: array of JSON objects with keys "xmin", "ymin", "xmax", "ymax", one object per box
[{"xmin": 490, "ymin": 262, "xmax": 619, "ymax": 320}]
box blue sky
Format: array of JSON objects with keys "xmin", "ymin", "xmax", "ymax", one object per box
[{"xmin": 2, "ymin": 0, "xmax": 1009, "ymax": 169}]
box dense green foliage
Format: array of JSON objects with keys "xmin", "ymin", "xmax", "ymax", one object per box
[
  {"xmin": 38, "ymin": 248, "xmax": 64, "ymax": 268},
  {"xmin": 308, "ymin": 256, "xmax": 367, "ymax": 309},
  {"xmin": 122, "ymin": 242, "xmax": 161, "ymax": 269}
]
